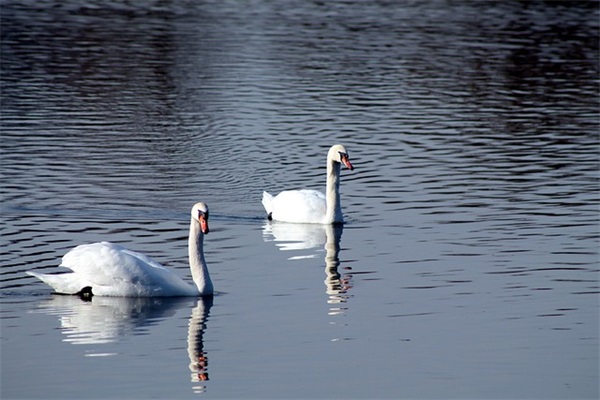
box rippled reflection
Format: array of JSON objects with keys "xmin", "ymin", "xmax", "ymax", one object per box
[
  {"xmin": 263, "ymin": 222, "xmax": 353, "ymax": 315},
  {"xmin": 322, "ymin": 225, "xmax": 353, "ymax": 315},
  {"xmin": 31, "ymin": 296, "xmax": 190, "ymax": 346},
  {"xmin": 187, "ymin": 297, "xmax": 213, "ymax": 393},
  {"xmin": 1, "ymin": 0, "xmax": 598, "ymax": 398},
  {"xmin": 30, "ymin": 295, "xmax": 213, "ymax": 393},
  {"xmin": 262, "ymin": 222, "xmax": 327, "ymax": 257}
]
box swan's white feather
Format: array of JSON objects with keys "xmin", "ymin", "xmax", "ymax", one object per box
[
  {"xmin": 261, "ymin": 191, "xmax": 274, "ymax": 215},
  {"xmin": 28, "ymin": 242, "xmax": 199, "ymax": 297},
  {"xmin": 262, "ymin": 144, "xmax": 353, "ymax": 224},
  {"xmin": 268, "ymin": 190, "xmax": 327, "ymax": 224},
  {"xmin": 27, "ymin": 202, "xmax": 212, "ymax": 297}
]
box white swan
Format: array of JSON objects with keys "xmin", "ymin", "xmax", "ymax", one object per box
[
  {"xmin": 262, "ymin": 144, "xmax": 354, "ymax": 224},
  {"xmin": 26, "ymin": 203, "xmax": 214, "ymax": 297}
]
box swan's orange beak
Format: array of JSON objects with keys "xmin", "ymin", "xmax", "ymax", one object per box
[
  {"xmin": 341, "ymin": 154, "xmax": 354, "ymax": 171},
  {"xmin": 200, "ymin": 215, "xmax": 209, "ymax": 234}
]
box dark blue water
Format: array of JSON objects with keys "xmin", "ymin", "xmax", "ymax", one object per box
[{"xmin": 1, "ymin": 1, "xmax": 598, "ymax": 399}]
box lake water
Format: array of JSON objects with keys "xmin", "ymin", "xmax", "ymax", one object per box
[{"xmin": 1, "ymin": 1, "xmax": 598, "ymax": 399}]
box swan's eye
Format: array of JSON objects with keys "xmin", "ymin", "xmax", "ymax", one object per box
[
  {"xmin": 339, "ymin": 151, "xmax": 349, "ymax": 160},
  {"xmin": 198, "ymin": 210, "xmax": 208, "ymax": 220}
]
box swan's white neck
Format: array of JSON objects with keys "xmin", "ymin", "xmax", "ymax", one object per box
[
  {"xmin": 189, "ymin": 219, "xmax": 213, "ymax": 295},
  {"xmin": 324, "ymin": 157, "xmax": 343, "ymax": 224}
]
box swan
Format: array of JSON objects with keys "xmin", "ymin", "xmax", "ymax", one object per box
[
  {"xmin": 262, "ymin": 144, "xmax": 354, "ymax": 224},
  {"xmin": 26, "ymin": 202, "xmax": 214, "ymax": 297}
]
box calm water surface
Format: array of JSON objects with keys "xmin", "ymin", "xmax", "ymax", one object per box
[{"xmin": 1, "ymin": 1, "xmax": 598, "ymax": 399}]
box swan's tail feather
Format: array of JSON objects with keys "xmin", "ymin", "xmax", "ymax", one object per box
[
  {"xmin": 261, "ymin": 191, "xmax": 274, "ymax": 216},
  {"xmin": 76, "ymin": 286, "xmax": 94, "ymax": 301},
  {"xmin": 26, "ymin": 270, "xmax": 84, "ymax": 295}
]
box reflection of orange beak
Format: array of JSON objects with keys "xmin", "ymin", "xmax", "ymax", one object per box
[
  {"xmin": 200, "ymin": 216, "xmax": 209, "ymax": 234},
  {"xmin": 198, "ymin": 373, "xmax": 209, "ymax": 381},
  {"xmin": 342, "ymin": 155, "xmax": 354, "ymax": 171}
]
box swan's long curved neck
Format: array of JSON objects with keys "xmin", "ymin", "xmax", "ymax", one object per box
[
  {"xmin": 324, "ymin": 159, "xmax": 343, "ymax": 224},
  {"xmin": 189, "ymin": 219, "xmax": 214, "ymax": 295}
]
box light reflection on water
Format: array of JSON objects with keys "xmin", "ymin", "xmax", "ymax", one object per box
[
  {"xmin": 1, "ymin": 0, "xmax": 598, "ymax": 398},
  {"xmin": 31, "ymin": 296, "xmax": 195, "ymax": 346},
  {"xmin": 263, "ymin": 223, "xmax": 355, "ymax": 316},
  {"xmin": 29, "ymin": 295, "xmax": 212, "ymax": 392}
]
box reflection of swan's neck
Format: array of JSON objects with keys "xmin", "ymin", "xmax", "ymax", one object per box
[
  {"xmin": 188, "ymin": 299, "xmax": 212, "ymax": 390},
  {"xmin": 324, "ymin": 224, "xmax": 341, "ymax": 269},
  {"xmin": 324, "ymin": 224, "xmax": 350, "ymax": 311},
  {"xmin": 189, "ymin": 219, "xmax": 213, "ymax": 295},
  {"xmin": 324, "ymin": 159, "xmax": 342, "ymax": 224},
  {"xmin": 324, "ymin": 225, "xmax": 342, "ymax": 295}
]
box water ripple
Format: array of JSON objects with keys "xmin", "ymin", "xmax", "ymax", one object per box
[{"xmin": 1, "ymin": 1, "xmax": 598, "ymax": 398}]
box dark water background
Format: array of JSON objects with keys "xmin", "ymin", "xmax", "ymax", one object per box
[{"xmin": 1, "ymin": 1, "xmax": 598, "ymax": 399}]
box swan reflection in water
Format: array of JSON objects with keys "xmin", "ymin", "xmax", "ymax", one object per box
[
  {"xmin": 30, "ymin": 295, "xmax": 213, "ymax": 392},
  {"xmin": 262, "ymin": 222, "xmax": 353, "ymax": 311},
  {"xmin": 187, "ymin": 296, "xmax": 213, "ymax": 390}
]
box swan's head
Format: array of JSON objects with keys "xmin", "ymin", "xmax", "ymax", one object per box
[
  {"xmin": 191, "ymin": 202, "xmax": 210, "ymax": 234},
  {"xmin": 328, "ymin": 144, "xmax": 354, "ymax": 171}
]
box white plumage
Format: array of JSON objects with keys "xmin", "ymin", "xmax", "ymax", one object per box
[
  {"xmin": 262, "ymin": 144, "xmax": 354, "ymax": 224},
  {"xmin": 27, "ymin": 203, "xmax": 213, "ymax": 297}
]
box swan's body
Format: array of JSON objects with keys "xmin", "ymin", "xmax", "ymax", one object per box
[
  {"xmin": 27, "ymin": 203, "xmax": 213, "ymax": 297},
  {"xmin": 262, "ymin": 144, "xmax": 354, "ymax": 224}
]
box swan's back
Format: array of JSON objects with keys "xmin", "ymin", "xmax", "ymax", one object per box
[
  {"xmin": 28, "ymin": 242, "xmax": 199, "ymax": 297},
  {"xmin": 268, "ymin": 190, "xmax": 327, "ymax": 224},
  {"xmin": 261, "ymin": 144, "xmax": 354, "ymax": 224}
]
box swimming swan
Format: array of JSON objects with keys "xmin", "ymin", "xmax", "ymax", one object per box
[
  {"xmin": 262, "ymin": 144, "xmax": 354, "ymax": 224},
  {"xmin": 26, "ymin": 203, "xmax": 213, "ymax": 297}
]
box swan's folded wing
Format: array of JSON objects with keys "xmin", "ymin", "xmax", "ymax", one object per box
[
  {"xmin": 262, "ymin": 191, "xmax": 274, "ymax": 215},
  {"xmin": 61, "ymin": 242, "xmax": 170, "ymax": 286},
  {"xmin": 271, "ymin": 190, "xmax": 327, "ymax": 223},
  {"xmin": 26, "ymin": 270, "xmax": 90, "ymax": 295},
  {"xmin": 60, "ymin": 242, "xmax": 195, "ymax": 296}
]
